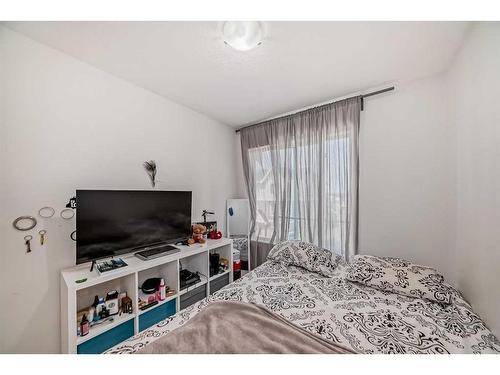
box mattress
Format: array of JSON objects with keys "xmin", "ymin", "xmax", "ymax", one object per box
[{"xmin": 106, "ymin": 260, "xmax": 500, "ymax": 354}]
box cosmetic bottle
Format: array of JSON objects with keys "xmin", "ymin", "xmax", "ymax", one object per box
[
  {"xmin": 80, "ymin": 314, "xmax": 89, "ymax": 337},
  {"xmin": 92, "ymin": 295, "xmax": 100, "ymax": 321},
  {"xmin": 158, "ymin": 278, "xmax": 166, "ymax": 301},
  {"xmin": 88, "ymin": 306, "xmax": 95, "ymax": 322}
]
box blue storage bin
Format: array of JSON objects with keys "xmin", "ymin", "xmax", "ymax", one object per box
[
  {"xmin": 139, "ymin": 299, "xmax": 176, "ymax": 332},
  {"xmin": 77, "ymin": 319, "xmax": 134, "ymax": 354}
]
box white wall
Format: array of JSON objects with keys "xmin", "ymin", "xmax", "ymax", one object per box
[
  {"xmin": 0, "ymin": 26, "xmax": 239, "ymax": 353},
  {"xmin": 446, "ymin": 22, "xmax": 500, "ymax": 335},
  {"xmin": 358, "ymin": 76, "xmax": 456, "ymax": 281},
  {"xmin": 360, "ymin": 23, "xmax": 500, "ymax": 335}
]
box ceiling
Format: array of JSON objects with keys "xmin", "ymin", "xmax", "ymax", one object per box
[{"xmin": 4, "ymin": 21, "xmax": 469, "ymax": 127}]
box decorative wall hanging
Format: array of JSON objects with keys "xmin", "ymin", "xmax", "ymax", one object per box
[
  {"xmin": 39, "ymin": 230, "xmax": 47, "ymax": 245},
  {"xmin": 143, "ymin": 160, "xmax": 157, "ymax": 188},
  {"xmin": 13, "ymin": 216, "xmax": 37, "ymax": 231},
  {"xmin": 24, "ymin": 235, "xmax": 33, "ymax": 253},
  {"xmin": 60, "ymin": 208, "xmax": 75, "ymax": 220},
  {"xmin": 65, "ymin": 196, "xmax": 77, "ymax": 209},
  {"xmin": 38, "ymin": 206, "xmax": 55, "ymax": 218}
]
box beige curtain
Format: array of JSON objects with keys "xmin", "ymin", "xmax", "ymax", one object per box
[{"xmin": 240, "ymin": 97, "xmax": 361, "ymax": 267}]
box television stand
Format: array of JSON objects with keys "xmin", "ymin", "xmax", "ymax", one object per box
[
  {"xmin": 135, "ymin": 244, "xmax": 180, "ymax": 261},
  {"xmin": 61, "ymin": 238, "xmax": 233, "ymax": 353}
]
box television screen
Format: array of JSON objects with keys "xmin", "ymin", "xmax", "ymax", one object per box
[{"xmin": 76, "ymin": 190, "xmax": 192, "ymax": 264}]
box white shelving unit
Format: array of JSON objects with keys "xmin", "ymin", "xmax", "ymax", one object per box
[{"xmin": 61, "ymin": 238, "xmax": 233, "ymax": 354}]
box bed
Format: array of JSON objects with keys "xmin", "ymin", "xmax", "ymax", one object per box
[{"xmin": 106, "ymin": 255, "xmax": 500, "ymax": 354}]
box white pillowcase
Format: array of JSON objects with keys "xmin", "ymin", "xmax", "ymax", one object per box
[
  {"xmin": 346, "ymin": 255, "xmax": 453, "ymax": 304},
  {"xmin": 267, "ymin": 240, "xmax": 342, "ymax": 277}
]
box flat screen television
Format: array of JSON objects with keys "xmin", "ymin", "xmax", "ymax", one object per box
[{"xmin": 76, "ymin": 190, "xmax": 192, "ymax": 264}]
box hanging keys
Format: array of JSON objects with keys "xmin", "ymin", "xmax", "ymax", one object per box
[
  {"xmin": 24, "ymin": 235, "xmax": 33, "ymax": 253},
  {"xmin": 39, "ymin": 230, "xmax": 47, "ymax": 245}
]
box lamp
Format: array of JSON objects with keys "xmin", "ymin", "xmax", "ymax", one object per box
[{"xmin": 222, "ymin": 21, "xmax": 263, "ymax": 51}]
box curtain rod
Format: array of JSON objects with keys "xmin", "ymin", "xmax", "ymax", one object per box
[{"xmin": 235, "ymin": 86, "xmax": 395, "ymax": 133}]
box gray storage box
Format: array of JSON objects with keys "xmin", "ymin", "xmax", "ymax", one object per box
[
  {"xmin": 209, "ymin": 273, "xmax": 230, "ymax": 295},
  {"xmin": 180, "ymin": 284, "xmax": 207, "ymax": 310}
]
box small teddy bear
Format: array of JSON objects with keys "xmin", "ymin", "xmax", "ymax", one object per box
[{"xmin": 188, "ymin": 223, "xmax": 207, "ymax": 245}]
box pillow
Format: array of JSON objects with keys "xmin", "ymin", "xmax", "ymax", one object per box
[
  {"xmin": 345, "ymin": 255, "xmax": 453, "ymax": 304},
  {"xmin": 267, "ymin": 240, "xmax": 342, "ymax": 277}
]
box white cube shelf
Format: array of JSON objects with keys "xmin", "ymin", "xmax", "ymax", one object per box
[{"xmin": 61, "ymin": 238, "xmax": 233, "ymax": 353}]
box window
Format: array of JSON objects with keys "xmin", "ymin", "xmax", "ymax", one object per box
[{"xmin": 249, "ymin": 136, "xmax": 350, "ymax": 254}]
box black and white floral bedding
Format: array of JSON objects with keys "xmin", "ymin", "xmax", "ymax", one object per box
[
  {"xmin": 346, "ymin": 255, "xmax": 454, "ymax": 304},
  {"xmin": 268, "ymin": 240, "xmax": 341, "ymax": 277},
  {"xmin": 106, "ymin": 260, "xmax": 500, "ymax": 354}
]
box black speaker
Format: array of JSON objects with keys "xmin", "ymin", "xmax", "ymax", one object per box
[{"xmin": 209, "ymin": 253, "xmax": 220, "ymax": 277}]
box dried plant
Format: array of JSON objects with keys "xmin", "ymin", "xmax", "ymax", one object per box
[{"xmin": 143, "ymin": 160, "xmax": 157, "ymax": 188}]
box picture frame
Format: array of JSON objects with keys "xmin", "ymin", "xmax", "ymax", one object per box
[{"xmin": 195, "ymin": 221, "xmax": 217, "ymax": 238}]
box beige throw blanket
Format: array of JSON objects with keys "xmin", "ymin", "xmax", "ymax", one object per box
[{"xmin": 137, "ymin": 301, "xmax": 354, "ymax": 354}]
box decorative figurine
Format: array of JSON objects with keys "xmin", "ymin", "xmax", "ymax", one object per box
[{"xmin": 143, "ymin": 160, "xmax": 157, "ymax": 188}]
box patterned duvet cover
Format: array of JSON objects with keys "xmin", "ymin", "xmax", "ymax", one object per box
[{"xmin": 106, "ymin": 260, "xmax": 500, "ymax": 354}]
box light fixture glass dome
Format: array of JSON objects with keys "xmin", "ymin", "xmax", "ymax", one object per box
[{"xmin": 222, "ymin": 21, "xmax": 263, "ymax": 51}]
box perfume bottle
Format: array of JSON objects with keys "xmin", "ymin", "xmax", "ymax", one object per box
[{"xmin": 157, "ymin": 278, "xmax": 166, "ymax": 301}]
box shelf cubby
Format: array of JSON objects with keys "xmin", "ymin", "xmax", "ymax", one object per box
[
  {"xmin": 77, "ymin": 313, "xmax": 136, "ymax": 345},
  {"xmin": 137, "ymin": 260, "xmax": 178, "ymax": 303},
  {"xmin": 179, "ymin": 250, "xmax": 208, "ymax": 279},
  {"xmin": 76, "ymin": 273, "xmax": 136, "ymax": 313}
]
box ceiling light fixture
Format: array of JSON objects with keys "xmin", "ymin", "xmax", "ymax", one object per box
[{"xmin": 222, "ymin": 21, "xmax": 263, "ymax": 51}]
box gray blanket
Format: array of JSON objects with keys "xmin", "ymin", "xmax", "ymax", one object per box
[{"xmin": 137, "ymin": 301, "xmax": 354, "ymax": 354}]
